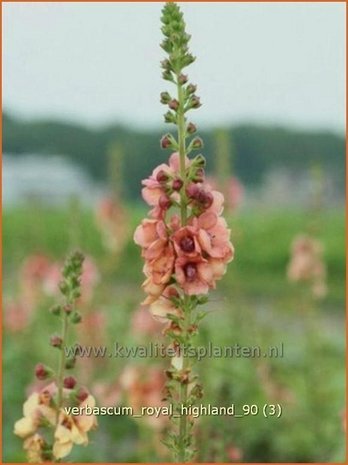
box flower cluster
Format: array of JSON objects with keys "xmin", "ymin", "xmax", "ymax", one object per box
[
  {"xmin": 134, "ymin": 152, "xmax": 234, "ymax": 304},
  {"xmin": 287, "ymin": 234, "xmax": 327, "ymax": 298},
  {"xmin": 134, "ymin": 3, "xmax": 234, "ymax": 461},
  {"xmin": 14, "ymin": 251, "xmax": 97, "ymax": 462},
  {"xmin": 14, "ymin": 382, "xmax": 96, "ymax": 461}
]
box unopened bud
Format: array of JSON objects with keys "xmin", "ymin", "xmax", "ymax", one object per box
[
  {"xmin": 160, "ymin": 59, "xmax": 171, "ymax": 70},
  {"xmin": 35, "ymin": 363, "xmax": 52, "ymax": 381},
  {"xmin": 197, "ymin": 190, "xmax": 213, "ymax": 209},
  {"xmin": 59, "ymin": 281, "xmax": 69, "ymax": 296},
  {"xmin": 76, "ymin": 387, "xmax": 89, "ymax": 403},
  {"xmin": 187, "ymin": 83, "xmax": 197, "ymax": 94},
  {"xmin": 160, "ymin": 91, "xmax": 171, "ymax": 104},
  {"xmin": 71, "ymin": 312, "xmax": 82, "ymax": 324},
  {"xmin": 168, "ymin": 99, "xmax": 179, "ymax": 111},
  {"xmin": 192, "ymin": 137, "xmax": 203, "ymax": 149},
  {"xmin": 50, "ymin": 334, "xmax": 63, "ymax": 348},
  {"xmin": 191, "ymin": 96, "xmax": 201, "ymax": 109},
  {"xmin": 178, "ymin": 73, "xmax": 188, "ymax": 84},
  {"xmin": 159, "ymin": 194, "xmax": 172, "ymax": 210},
  {"xmin": 63, "ymin": 376, "xmax": 77, "ymax": 389},
  {"xmin": 186, "ymin": 183, "xmax": 200, "ymax": 199},
  {"xmin": 64, "ymin": 304, "xmax": 73, "ymax": 314},
  {"xmin": 193, "ymin": 154, "xmax": 206, "ymax": 167},
  {"xmin": 187, "ymin": 122, "xmax": 197, "ymax": 134},
  {"xmin": 164, "ymin": 111, "xmax": 176, "ymax": 124},
  {"xmin": 172, "ymin": 178, "xmax": 183, "ymax": 191},
  {"xmin": 192, "ymin": 167, "xmax": 205, "ymax": 183},
  {"xmin": 50, "ymin": 305, "xmax": 61, "ymax": 316},
  {"xmin": 156, "ymin": 169, "xmax": 170, "ymax": 183},
  {"xmin": 160, "ymin": 135, "xmax": 172, "ymax": 149},
  {"xmin": 65, "ymin": 357, "xmax": 76, "ymax": 369},
  {"xmin": 162, "ymin": 70, "xmax": 174, "ymax": 82}
]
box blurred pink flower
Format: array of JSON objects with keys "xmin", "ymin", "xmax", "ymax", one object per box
[
  {"xmin": 120, "ymin": 365, "xmax": 168, "ymax": 430},
  {"xmin": 226, "ymin": 445, "xmax": 243, "ymax": 462},
  {"xmin": 4, "ymin": 300, "xmax": 32, "ymax": 333},
  {"xmin": 287, "ymin": 234, "xmax": 327, "ymax": 299},
  {"xmin": 96, "ymin": 197, "xmax": 129, "ymax": 253},
  {"xmin": 131, "ymin": 305, "xmax": 164, "ymax": 337},
  {"xmin": 206, "ymin": 175, "xmax": 244, "ymax": 212}
]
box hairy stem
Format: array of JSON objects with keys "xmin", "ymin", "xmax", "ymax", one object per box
[
  {"xmin": 55, "ymin": 312, "xmax": 68, "ymax": 426},
  {"xmin": 176, "ymin": 75, "xmax": 189, "ymax": 462},
  {"xmin": 177, "ymin": 77, "xmax": 187, "ymax": 226}
]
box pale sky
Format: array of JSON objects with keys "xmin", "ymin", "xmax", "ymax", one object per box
[{"xmin": 3, "ymin": 2, "xmax": 346, "ymax": 131}]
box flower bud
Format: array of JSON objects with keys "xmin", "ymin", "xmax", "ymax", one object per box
[
  {"xmin": 187, "ymin": 83, "xmax": 197, "ymax": 94},
  {"xmin": 64, "ymin": 304, "xmax": 73, "ymax": 314},
  {"xmin": 160, "ymin": 91, "xmax": 171, "ymax": 104},
  {"xmin": 162, "ymin": 70, "xmax": 174, "ymax": 82},
  {"xmin": 71, "ymin": 312, "xmax": 82, "ymax": 324},
  {"xmin": 63, "ymin": 376, "xmax": 77, "ymax": 389},
  {"xmin": 50, "ymin": 305, "xmax": 61, "ymax": 316},
  {"xmin": 178, "ymin": 73, "xmax": 188, "ymax": 84},
  {"xmin": 191, "ymin": 137, "xmax": 203, "ymax": 149},
  {"xmin": 50, "ymin": 334, "xmax": 63, "ymax": 348},
  {"xmin": 191, "ymin": 95, "xmax": 201, "ymax": 109},
  {"xmin": 187, "ymin": 122, "xmax": 197, "ymax": 134},
  {"xmin": 192, "ymin": 167, "xmax": 205, "ymax": 183},
  {"xmin": 160, "ymin": 59, "xmax": 171, "ymax": 70},
  {"xmin": 186, "ymin": 183, "xmax": 200, "ymax": 199},
  {"xmin": 160, "ymin": 134, "xmax": 172, "ymax": 149},
  {"xmin": 172, "ymin": 178, "xmax": 183, "ymax": 191},
  {"xmin": 159, "ymin": 194, "xmax": 172, "ymax": 210},
  {"xmin": 35, "ymin": 363, "xmax": 52, "ymax": 381},
  {"xmin": 168, "ymin": 99, "xmax": 179, "ymax": 111},
  {"xmin": 65, "ymin": 357, "xmax": 76, "ymax": 369},
  {"xmin": 59, "ymin": 281, "xmax": 69, "ymax": 296},
  {"xmin": 156, "ymin": 169, "xmax": 170, "ymax": 183},
  {"xmin": 197, "ymin": 190, "xmax": 213, "ymax": 209},
  {"xmin": 192, "ymin": 154, "xmax": 206, "ymax": 167},
  {"xmin": 76, "ymin": 387, "xmax": 89, "ymax": 403},
  {"xmin": 164, "ymin": 111, "xmax": 176, "ymax": 124}
]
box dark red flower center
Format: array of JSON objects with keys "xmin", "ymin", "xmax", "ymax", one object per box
[
  {"xmin": 180, "ymin": 236, "xmax": 195, "ymax": 253},
  {"xmin": 184, "ymin": 263, "xmax": 197, "ymax": 281}
]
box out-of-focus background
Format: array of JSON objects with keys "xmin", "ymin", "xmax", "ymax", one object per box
[{"xmin": 3, "ymin": 2, "xmax": 346, "ymax": 463}]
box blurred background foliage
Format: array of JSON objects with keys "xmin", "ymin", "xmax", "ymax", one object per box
[{"xmin": 3, "ymin": 111, "xmax": 345, "ymax": 463}]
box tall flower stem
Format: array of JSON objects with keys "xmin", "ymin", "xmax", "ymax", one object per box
[
  {"xmin": 56, "ymin": 312, "xmax": 68, "ymax": 425},
  {"xmin": 177, "ymin": 77, "xmax": 187, "ymax": 226}
]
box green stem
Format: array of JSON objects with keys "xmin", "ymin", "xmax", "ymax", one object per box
[
  {"xmin": 177, "ymin": 298, "xmax": 191, "ymax": 462},
  {"xmin": 177, "ymin": 78, "xmax": 187, "ymax": 226},
  {"xmin": 55, "ymin": 312, "xmax": 68, "ymax": 425},
  {"xmin": 176, "ymin": 75, "xmax": 190, "ymax": 462}
]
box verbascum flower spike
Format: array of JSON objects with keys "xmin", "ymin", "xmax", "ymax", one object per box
[
  {"xmin": 14, "ymin": 251, "xmax": 97, "ymax": 462},
  {"xmin": 134, "ymin": 3, "xmax": 234, "ymax": 462}
]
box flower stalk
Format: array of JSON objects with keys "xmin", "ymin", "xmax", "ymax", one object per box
[
  {"xmin": 14, "ymin": 251, "xmax": 97, "ymax": 463},
  {"xmin": 134, "ymin": 2, "xmax": 234, "ymax": 461}
]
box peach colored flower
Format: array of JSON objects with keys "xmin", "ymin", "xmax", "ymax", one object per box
[
  {"xmin": 149, "ymin": 286, "xmax": 182, "ymax": 323},
  {"xmin": 175, "ymin": 256, "xmax": 213, "ymax": 295},
  {"xmin": 195, "ymin": 213, "xmax": 234, "ymax": 261},
  {"xmin": 120, "ymin": 366, "xmax": 168, "ymax": 430},
  {"xmin": 143, "ymin": 243, "xmax": 175, "ymax": 286},
  {"xmin": 23, "ymin": 433, "xmax": 46, "ymax": 463},
  {"xmin": 53, "ymin": 394, "xmax": 97, "ymax": 459},
  {"xmin": 287, "ymin": 234, "xmax": 327, "ymax": 298},
  {"xmin": 96, "ymin": 197, "xmax": 129, "ymax": 253},
  {"xmin": 14, "ymin": 388, "xmax": 56, "ymax": 439},
  {"xmin": 173, "ymin": 225, "xmax": 201, "ymax": 258}
]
